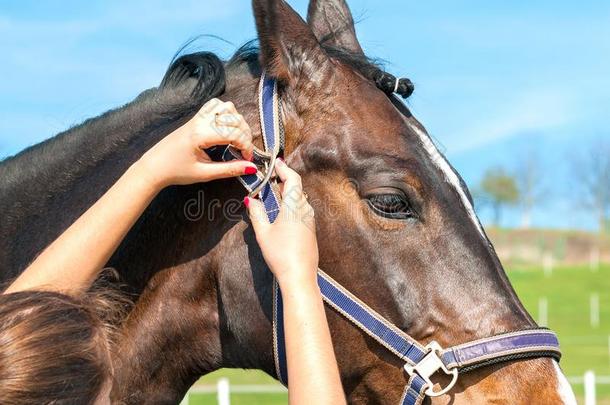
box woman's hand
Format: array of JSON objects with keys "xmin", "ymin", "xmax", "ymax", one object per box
[
  {"xmin": 246, "ymin": 159, "xmax": 319, "ymax": 287},
  {"xmin": 137, "ymin": 98, "xmax": 257, "ymax": 189},
  {"xmin": 246, "ymin": 160, "xmax": 346, "ymax": 405}
]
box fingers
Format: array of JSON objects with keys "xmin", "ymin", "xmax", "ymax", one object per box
[
  {"xmin": 199, "ymin": 98, "xmax": 236, "ymax": 116},
  {"xmin": 246, "ymin": 160, "xmax": 315, "ymax": 236},
  {"xmin": 197, "ymin": 99, "xmax": 237, "ymax": 125},
  {"xmin": 199, "ymin": 128, "xmax": 254, "ymax": 162},
  {"xmin": 198, "ymin": 161, "xmax": 257, "ymax": 182},
  {"xmin": 274, "ymin": 159, "xmax": 303, "ymax": 200},
  {"xmin": 272, "ymin": 160, "xmax": 315, "ymax": 226},
  {"xmin": 216, "ymin": 114, "xmax": 254, "ymax": 161},
  {"xmin": 215, "ymin": 111, "xmax": 243, "ymax": 128},
  {"xmin": 196, "ymin": 99, "xmax": 254, "ymax": 161},
  {"xmin": 245, "ymin": 196, "xmax": 271, "ymax": 234}
]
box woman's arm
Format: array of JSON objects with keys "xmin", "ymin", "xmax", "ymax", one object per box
[
  {"xmin": 4, "ymin": 163, "xmax": 158, "ymax": 295},
  {"xmin": 5, "ymin": 99, "xmax": 256, "ymax": 295},
  {"xmin": 247, "ymin": 159, "xmax": 346, "ymax": 405},
  {"xmin": 280, "ymin": 276, "xmax": 345, "ymax": 405}
]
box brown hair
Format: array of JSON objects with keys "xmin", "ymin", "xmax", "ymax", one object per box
[{"xmin": 0, "ymin": 280, "xmax": 128, "ymax": 405}]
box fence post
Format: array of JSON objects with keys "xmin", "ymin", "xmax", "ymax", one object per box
[
  {"xmin": 538, "ymin": 297, "xmax": 548, "ymax": 327},
  {"xmin": 543, "ymin": 252, "xmax": 553, "ymax": 277},
  {"xmin": 591, "ymin": 293, "xmax": 600, "ymax": 329},
  {"xmin": 584, "ymin": 370, "xmax": 596, "ymax": 405},
  {"xmin": 217, "ymin": 378, "xmax": 230, "ymax": 405}
]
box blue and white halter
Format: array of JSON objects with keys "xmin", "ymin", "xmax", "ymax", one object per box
[{"xmin": 213, "ymin": 72, "xmax": 562, "ymax": 405}]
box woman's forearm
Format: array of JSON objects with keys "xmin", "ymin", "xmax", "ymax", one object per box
[
  {"xmin": 5, "ymin": 161, "xmax": 160, "ymax": 295},
  {"xmin": 246, "ymin": 160, "xmax": 343, "ymax": 403},
  {"xmin": 281, "ymin": 276, "xmax": 346, "ymax": 405}
]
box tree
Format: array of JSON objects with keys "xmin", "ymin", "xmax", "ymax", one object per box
[
  {"xmin": 571, "ymin": 139, "xmax": 610, "ymax": 234},
  {"xmin": 478, "ymin": 167, "xmax": 520, "ymax": 226},
  {"xmin": 514, "ymin": 150, "xmax": 544, "ymax": 228}
]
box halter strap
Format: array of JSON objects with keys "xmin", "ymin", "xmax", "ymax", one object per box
[{"xmin": 211, "ymin": 72, "xmax": 562, "ymax": 405}]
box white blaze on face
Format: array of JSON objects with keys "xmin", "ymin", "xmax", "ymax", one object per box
[
  {"xmin": 553, "ymin": 361, "xmax": 577, "ymax": 405},
  {"xmin": 401, "ymin": 108, "xmax": 575, "ymax": 403},
  {"xmin": 404, "ymin": 118, "xmax": 486, "ymax": 239}
]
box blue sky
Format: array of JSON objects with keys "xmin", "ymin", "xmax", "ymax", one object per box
[{"xmin": 1, "ymin": 0, "xmax": 609, "ymax": 230}]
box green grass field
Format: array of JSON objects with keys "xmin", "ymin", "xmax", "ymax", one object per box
[
  {"xmin": 189, "ymin": 264, "xmax": 610, "ymax": 404},
  {"xmin": 510, "ymin": 263, "xmax": 610, "ymax": 402},
  {"xmin": 188, "ymin": 394, "xmax": 287, "ymax": 405}
]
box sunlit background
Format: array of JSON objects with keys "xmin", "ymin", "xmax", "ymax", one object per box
[{"xmin": 1, "ymin": 1, "xmax": 609, "ymax": 404}]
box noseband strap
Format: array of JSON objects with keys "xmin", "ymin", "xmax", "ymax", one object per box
[
  {"xmin": 213, "ymin": 72, "xmax": 562, "ymax": 405},
  {"xmin": 319, "ymin": 271, "xmax": 560, "ymax": 403}
]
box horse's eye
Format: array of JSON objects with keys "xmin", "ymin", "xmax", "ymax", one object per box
[{"xmin": 366, "ymin": 194, "xmax": 414, "ymax": 219}]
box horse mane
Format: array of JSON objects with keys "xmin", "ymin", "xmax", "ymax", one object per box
[
  {"xmin": 159, "ymin": 51, "xmax": 226, "ymax": 115},
  {"xmin": 225, "ymin": 39, "xmax": 414, "ymax": 99}
]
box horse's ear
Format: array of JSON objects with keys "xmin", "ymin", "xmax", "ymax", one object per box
[
  {"xmin": 307, "ymin": 0, "xmax": 364, "ymax": 55},
  {"xmin": 253, "ymin": 0, "xmax": 331, "ymax": 84}
]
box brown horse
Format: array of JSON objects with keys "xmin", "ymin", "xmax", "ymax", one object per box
[{"xmin": 0, "ymin": 0, "xmax": 575, "ymax": 404}]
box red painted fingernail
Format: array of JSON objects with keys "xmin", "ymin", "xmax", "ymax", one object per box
[
  {"xmin": 243, "ymin": 197, "xmax": 250, "ymax": 208},
  {"xmin": 244, "ymin": 166, "xmax": 257, "ymax": 175}
]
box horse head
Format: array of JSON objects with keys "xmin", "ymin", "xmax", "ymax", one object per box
[{"xmin": 111, "ymin": 1, "xmax": 576, "ymax": 403}]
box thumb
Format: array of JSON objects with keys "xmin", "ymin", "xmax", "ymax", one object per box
[
  {"xmin": 199, "ymin": 161, "xmax": 258, "ymax": 181},
  {"xmin": 245, "ymin": 196, "xmax": 271, "ymax": 235}
]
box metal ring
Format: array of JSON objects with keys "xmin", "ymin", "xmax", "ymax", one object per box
[
  {"xmin": 425, "ymin": 367, "xmax": 458, "ymax": 397},
  {"xmin": 404, "ymin": 341, "xmax": 459, "ymax": 398}
]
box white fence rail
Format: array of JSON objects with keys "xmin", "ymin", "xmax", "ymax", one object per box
[{"xmin": 181, "ymin": 372, "xmax": 610, "ymax": 405}]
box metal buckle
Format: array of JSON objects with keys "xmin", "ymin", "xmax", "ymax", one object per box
[
  {"xmin": 404, "ymin": 341, "xmax": 459, "ymax": 397},
  {"xmin": 249, "ymin": 155, "xmax": 278, "ymax": 199}
]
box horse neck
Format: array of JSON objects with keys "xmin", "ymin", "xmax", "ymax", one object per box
[
  {"xmin": 0, "ymin": 83, "xmax": 201, "ymax": 277},
  {"xmin": 110, "ymin": 180, "xmax": 272, "ymax": 404},
  {"xmin": 111, "ymin": 70, "xmax": 282, "ymax": 403}
]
